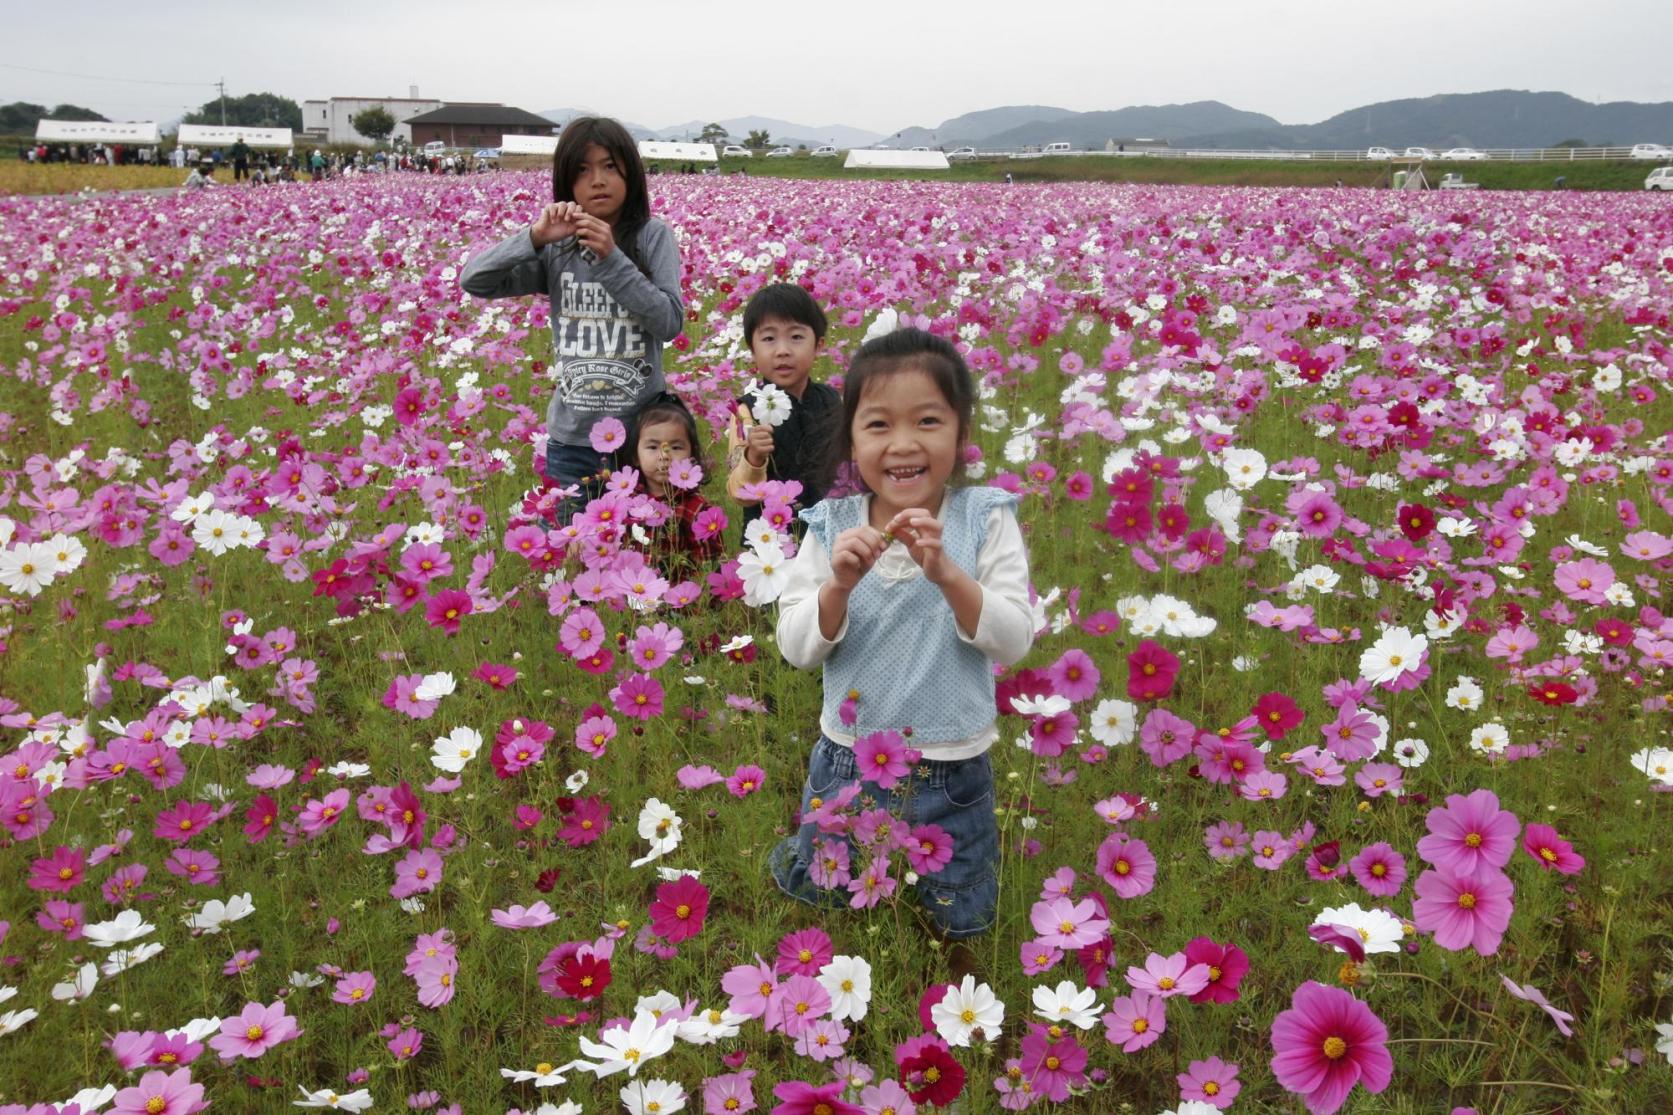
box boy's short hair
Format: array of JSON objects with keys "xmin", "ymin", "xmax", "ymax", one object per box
[{"xmin": 743, "ymin": 283, "xmax": 828, "ymax": 345}]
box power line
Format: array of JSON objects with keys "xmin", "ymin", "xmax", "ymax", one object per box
[{"xmin": 0, "ymin": 61, "xmax": 218, "ymax": 88}]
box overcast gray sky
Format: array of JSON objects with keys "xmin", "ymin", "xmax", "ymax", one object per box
[{"xmin": 6, "ymin": 0, "xmax": 1669, "ymax": 133}]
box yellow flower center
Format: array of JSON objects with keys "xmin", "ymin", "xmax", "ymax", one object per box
[
  {"xmin": 1458, "ymin": 892, "xmax": 1477, "ymax": 909},
  {"xmin": 1323, "ymin": 1035, "xmax": 1347, "ymax": 1059},
  {"xmin": 1132, "ymin": 1018, "xmax": 1148, "ymax": 1033}
]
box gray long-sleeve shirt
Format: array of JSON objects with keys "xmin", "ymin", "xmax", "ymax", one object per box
[{"xmin": 459, "ymin": 219, "xmax": 684, "ymax": 447}]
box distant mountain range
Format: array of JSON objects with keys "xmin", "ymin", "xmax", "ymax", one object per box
[{"xmin": 543, "ymin": 91, "xmax": 1672, "ymax": 152}]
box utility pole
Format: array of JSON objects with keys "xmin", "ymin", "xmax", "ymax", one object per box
[{"xmin": 218, "ymin": 78, "xmax": 226, "ymax": 126}]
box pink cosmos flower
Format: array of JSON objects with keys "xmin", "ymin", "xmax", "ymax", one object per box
[
  {"xmin": 164, "ymin": 848, "xmax": 221, "ymax": 886},
  {"xmin": 559, "ymin": 607, "xmax": 607, "ymax": 658},
  {"xmin": 36, "ymin": 898, "xmax": 85, "ymax": 940},
  {"xmin": 575, "ymin": 712, "xmax": 617, "ymax": 758},
  {"xmin": 332, "ymin": 971, "xmax": 376, "ymax": 1005},
  {"xmin": 390, "ymin": 848, "xmax": 443, "ymax": 899},
  {"xmin": 854, "ymin": 730, "xmax": 911, "ymax": 789},
  {"xmin": 1320, "ymin": 705, "xmax": 1380, "ymax": 761},
  {"xmin": 297, "ymin": 789, "xmax": 350, "ymax": 837},
  {"xmin": 208, "ymin": 1000, "xmax": 303, "ymax": 1060},
  {"xmin": 726, "ymin": 764, "xmax": 766, "ymax": 797},
  {"xmin": 1139, "ymin": 707, "xmax": 1196, "ymax": 767},
  {"xmin": 627, "ymin": 621, "xmax": 683, "ymax": 670},
  {"xmin": 702, "ymin": 1069, "xmax": 757, "ymax": 1114},
  {"xmin": 766, "ymin": 973, "xmax": 831, "ymax": 1037},
  {"xmin": 1552, "ymin": 557, "xmax": 1614, "ymax": 605},
  {"xmin": 1029, "ymin": 896, "xmax": 1110, "ymax": 949},
  {"xmin": 721, "ymin": 956, "xmax": 779, "ymax": 1019},
  {"xmin": 1096, "ymin": 833, "xmax": 1156, "ymax": 899},
  {"xmin": 1238, "ymin": 769, "xmax": 1289, "ymax": 801},
  {"xmin": 1521, "ymin": 823, "xmax": 1585, "ymax": 874},
  {"xmin": 1412, "ymin": 867, "xmax": 1516, "ymax": 955},
  {"xmin": 1270, "ymin": 981, "xmax": 1392, "ymax": 1115},
  {"xmin": 424, "ymin": 588, "xmax": 472, "ymax": 634},
  {"xmin": 1498, "ymin": 974, "xmax": 1576, "ymax": 1037},
  {"xmin": 1102, "ymin": 990, "xmax": 1165, "ymax": 1051},
  {"xmin": 1251, "ymin": 830, "xmax": 1294, "ymax": 870},
  {"xmin": 1126, "ymin": 951, "xmax": 1210, "ymax": 998},
  {"xmin": 1204, "ymin": 820, "xmax": 1249, "ymax": 861},
  {"xmin": 1348, "ymin": 843, "xmax": 1408, "ymax": 898},
  {"xmin": 1177, "ymin": 1055, "xmax": 1242, "ymax": 1109},
  {"xmin": 1354, "ymin": 762, "xmax": 1403, "ymax": 798},
  {"xmin": 906, "ymin": 823, "xmax": 954, "ymax": 875},
  {"xmin": 589, "ymin": 416, "xmax": 626, "ymax": 454},
  {"xmin": 153, "ymin": 800, "xmax": 214, "ymax": 843},
  {"xmin": 847, "ymin": 855, "xmax": 896, "ymax": 909},
  {"xmin": 110, "ymin": 1067, "xmax": 207, "ymax": 1115},
  {"xmin": 412, "ymin": 954, "xmax": 458, "ymax": 1008},
  {"xmin": 1415, "ymin": 789, "xmax": 1519, "ymax": 875},
  {"xmin": 27, "ymin": 845, "xmax": 85, "ymax": 892}
]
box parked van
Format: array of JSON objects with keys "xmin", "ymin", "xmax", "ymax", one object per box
[
  {"xmin": 1044, "ymin": 142, "xmax": 1073, "ymax": 155},
  {"xmin": 1646, "ymin": 166, "xmax": 1673, "ymax": 190}
]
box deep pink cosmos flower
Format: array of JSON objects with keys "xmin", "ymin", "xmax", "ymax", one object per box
[
  {"xmin": 1019, "ymin": 1022, "xmax": 1089, "ymax": 1101},
  {"xmin": 906, "ymin": 823, "xmax": 954, "ymax": 875},
  {"xmin": 555, "ymin": 795, "xmax": 610, "ymax": 846},
  {"xmin": 424, "ymin": 588, "xmax": 472, "ymax": 634},
  {"xmin": 610, "ymin": 671, "xmax": 665, "ymax": 721},
  {"xmin": 648, "ymin": 875, "xmax": 710, "ymax": 943},
  {"xmin": 208, "ymin": 1000, "xmax": 303, "ymax": 1060},
  {"xmin": 1139, "ymin": 707, "xmax": 1196, "ymax": 767},
  {"xmin": 1269, "ymin": 981, "xmax": 1392, "ymax": 1115},
  {"xmin": 1413, "ymin": 867, "xmax": 1516, "ymax": 955},
  {"xmin": 110, "ymin": 1067, "xmax": 207, "ymax": 1114},
  {"xmin": 27, "ymin": 845, "xmax": 85, "ymax": 892},
  {"xmin": 1521, "ymin": 823, "xmax": 1585, "ymax": 874},
  {"xmin": 1047, "ymin": 648, "xmax": 1100, "ymax": 702},
  {"xmin": 776, "ymin": 928, "xmax": 834, "ymax": 977},
  {"xmin": 1184, "ymin": 937, "xmax": 1249, "ymax": 1004},
  {"xmin": 1126, "ymin": 640, "xmax": 1181, "ymax": 701},
  {"xmin": 770, "ymin": 1079, "xmax": 863, "ymax": 1115},
  {"xmin": 895, "ymin": 1033, "xmax": 965, "ymax": 1107},
  {"xmin": 1415, "ymin": 789, "xmax": 1519, "ymax": 875},
  {"xmin": 1252, "ymin": 691, "xmax": 1306, "ymax": 740}
]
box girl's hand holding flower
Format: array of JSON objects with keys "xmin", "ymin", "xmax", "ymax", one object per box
[
  {"xmin": 529, "ymin": 201, "xmax": 583, "ymax": 248},
  {"xmin": 827, "ymin": 526, "xmax": 887, "ymax": 592},
  {"xmin": 574, "ymin": 212, "xmax": 617, "ymax": 258},
  {"xmin": 887, "ymin": 508, "xmax": 951, "ymax": 583}
]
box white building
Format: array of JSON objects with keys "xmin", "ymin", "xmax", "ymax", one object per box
[{"xmin": 300, "ymin": 88, "xmax": 442, "ymax": 146}]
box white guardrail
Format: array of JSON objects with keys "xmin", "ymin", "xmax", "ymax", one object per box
[{"xmin": 979, "ymin": 146, "xmax": 1666, "ymax": 162}]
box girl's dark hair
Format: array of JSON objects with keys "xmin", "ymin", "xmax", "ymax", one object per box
[
  {"xmin": 828, "ymin": 327, "xmax": 975, "ymax": 490},
  {"xmin": 620, "ymin": 391, "xmax": 710, "ymax": 482},
  {"xmin": 743, "ymin": 283, "xmax": 829, "ymax": 343},
  {"xmin": 552, "ymin": 116, "xmax": 651, "ymax": 276}
]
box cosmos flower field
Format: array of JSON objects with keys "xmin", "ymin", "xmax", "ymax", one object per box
[{"xmin": 1, "ymin": 172, "xmax": 1671, "ymax": 1114}]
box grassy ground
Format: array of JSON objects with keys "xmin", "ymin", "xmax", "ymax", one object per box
[{"xmin": 0, "ymin": 163, "xmax": 185, "ymax": 195}]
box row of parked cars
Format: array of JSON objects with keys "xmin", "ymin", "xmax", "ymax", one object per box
[{"xmin": 1368, "ymin": 143, "xmax": 1673, "ymax": 161}]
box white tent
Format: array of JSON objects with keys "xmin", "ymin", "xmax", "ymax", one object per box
[
  {"xmin": 844, "ymin": 149, "xmax": 950, "ymax": 170},
  {"xmin": 638, "ymin": 140, "xmax": 717, "ymax": 163},
  {"xmin": 176, "ymin": 124, "xmax": 293, "ymax": 150},
  {"xmin": 35, "ymin": 120, "xmax": 160, "ymax": 145},
  {"xmin": 500, "ymin": 133, "xmax": 559, "ymax": 156}
]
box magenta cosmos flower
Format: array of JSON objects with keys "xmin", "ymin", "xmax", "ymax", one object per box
[
  {"xmin": 1348, "ymin": 842, "xmax": 1408, "ymax": 898},
  {"xmin": 854, "ymin": 729, "xmax": 911, "ymax": 790},
  {"xmin": 1415, "ymin": 789, "xmax": 1519, "ymax": 875},
  {"xmin": 1412, "ymin": 867, "xmax": 1515, "ymax": 955},
  {"xmin": 1125, "ymin": 640, "xmax": 1181, "ymax": 701},
  {"xmin": 1521, "ymin": 823, "xmax": 1585, "ymax": 875},
  {"xmin": 648, "ymin": 875, "xmax": 710, "ymax": 944},
  {"xmin": 1096, "ymin": 832, "xmax": 1156, "ymax": 899},
  {"xmin": 110, "ymin": 1066, "xmax": 207, "ymax": 1114},
  {"xmin": 1269, "ymin": 981, "xmax": 1392, "ymax": 1115},
  {"xmin": 208, "ymin": 999, "xmax": 302, "ymax": 1060}
]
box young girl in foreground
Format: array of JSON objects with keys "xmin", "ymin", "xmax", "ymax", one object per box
[
  {"xmin": 460, "ymin": 116, "xmax": 683, "ymax": 503},
  {"xmin": 770, "ymin": 328, "xmax": 1035, "ymax": 939}
]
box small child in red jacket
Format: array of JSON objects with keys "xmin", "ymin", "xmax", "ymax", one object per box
[{"xmin": 619, "ymin": 391, "xmax": 726, "ymax": 567}]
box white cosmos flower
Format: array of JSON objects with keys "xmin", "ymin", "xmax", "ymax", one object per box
[
  {"xmin": 1219, "ymin": 447, "xmax": 1267, "ymax": 490},
  {"xmin": 1359, "ymin": 627, "xmax": 1427, "ymax": 685},
  {"xmin": 60, "ymin": 1086, "xmax": 118, "ymax": 1113},
  {"xmin": 83, "ymin": 909, "xmax": 156, "ymax": 948},
  {"xmin": 171, "ymin": 492, "xmax": 215, "ymax": 523},
  {"xmin": 51, "ymin": 963, "xmax": 99, "ymax": 1002},
  {"xmin": 737, "ymin": 543, "xmax": 790, "ymax": 606},
  {"xmin": 0, "ymin": 542, "xmax": 56, "ymax": 596},
  {"xmin": 1392, "ymin": 738, "xmax": 1430, "ymax": 768},
  {"xmin": 565, "ymin": 1011, "xmax": 678, "ymax": 1078},
  {"xmin": 1298, "ymin": 564, "xmax": 1340, "ymax": 593},
  {"xmin": 1468, "ymin": 722, "xmax": 1511, "ymax": 755},
  {"xmin": 1087, "ymin": 699, "xmax": 1138, "ymax": 747},
  {"xmin": 414, "ymin": 671, "xmax": 456, "ymax": 701},
  {"xmin": 630, "ymin": 798, "xmax": 683, "ymax": 868},
  {"xmin": 1203, "ymin": 487, "xmax": 1243, "ymax": 542},
  {"xmin": 620, "ymin": 1078, "xmax": 686, "ymax": 1115},
  {"xmin": 1031, "ymin": 980, "xmax": 1101, "ymax": 1030},
  {"xmin": 1012, "ymin": 693, "xmax": 1072, "ymax": 719},
  {"xmin": 675, "ymin": 1005, "xmax": 751, "ymax": 1044},
  {"xmin": 816, "ymin": 955, "xmax": 874, "ymax": 1023},
  {"xmin": 743, "ymin": 517, "xmax": 784, "ymax": 553},
  {"xmin": 44, "ymin": 533, "xmax": 86, "ymax": 575},
  {"xmin": 930, "ymin": 973, "xmax": 1005, "ymax": 1047},
  {"xmin": 100, "ymin": 942, "xmax": 164, "ymax": 976},
  {"xmin": 499, "ymin": 1062, "xmax": 568, "ymax": 1086},
  {"xmin": 429, "ymin": 727, "xmax": 481, "ymax": 772},
  {"xmin": 184, "ymin": 893, "xmax": 256, "ymax": 933},
  {"xmin": 1629, "ymin": 748, "xmax": 1673, "ymax": 786},
  {"xmin": 752, "ymin": 383, "xmax": 793, "ymax": 428},
  {"xmin": 0, "ymin": 1008, "xmax": 39, "ymax": 1037},
  {"xmin": 1446, "ymin": 677, "xmax": 1483, "ymax": 711},
  {"xmin": 191, "ymin": 509, "xmax": 238, "ymax": 556},
  {"xmin": 1313, "ymin": 903, "xmax": 1405, "ymax": 954},
  {"xmin": 294, "ymin": 1086, "xmax": 375, "ymax": 1110}
]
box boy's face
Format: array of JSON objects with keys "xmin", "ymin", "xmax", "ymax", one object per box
[{"xmin": 749, "ymin": 314, "xmax": 822, "ymax": 399}]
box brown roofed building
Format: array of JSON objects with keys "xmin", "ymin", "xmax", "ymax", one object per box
[{"xmin": 406, "ymin": 105, "xmax": 555, "ymax": 149}]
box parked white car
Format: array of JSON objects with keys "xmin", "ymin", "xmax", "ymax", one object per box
[
  {"xmin": 810, "ymin": 145, "xmax": 838, "ymax": 158},
  {"xmin": 1442, "ymin": 148, "xmax": 1488, "ymax": 161},
  {"xmin": 1403, "ymin": 147, "xmax": 1436, "ymax": 160},
  {"xmin": 1631, "ymin": 143, "xmax": 1673, "ymax": 160},
  {"xmin": 1365, "ymin": 146, "xmax": 1394, "ymax": 160},
  {"xmin": 721, "ymin": 145, "xmax": 751, "ymax": 158},
  {"xmin": 1646, "ymin": 166, "xmax": 1673, "ymax": 190},
  {"xmin": 422, "ymin": 140, "xmax": 447, "ymax": 155},
  {"xmin": 1044, "ymin": 142, "xmax": 1073, "ymax": 155},
  {"xmin": 764, "ymin": 146, "xmax": 794, "ymax": 158},
  {"xmin": 947, "ymin": 146, "xmax": 977, "ymax": 160}
]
